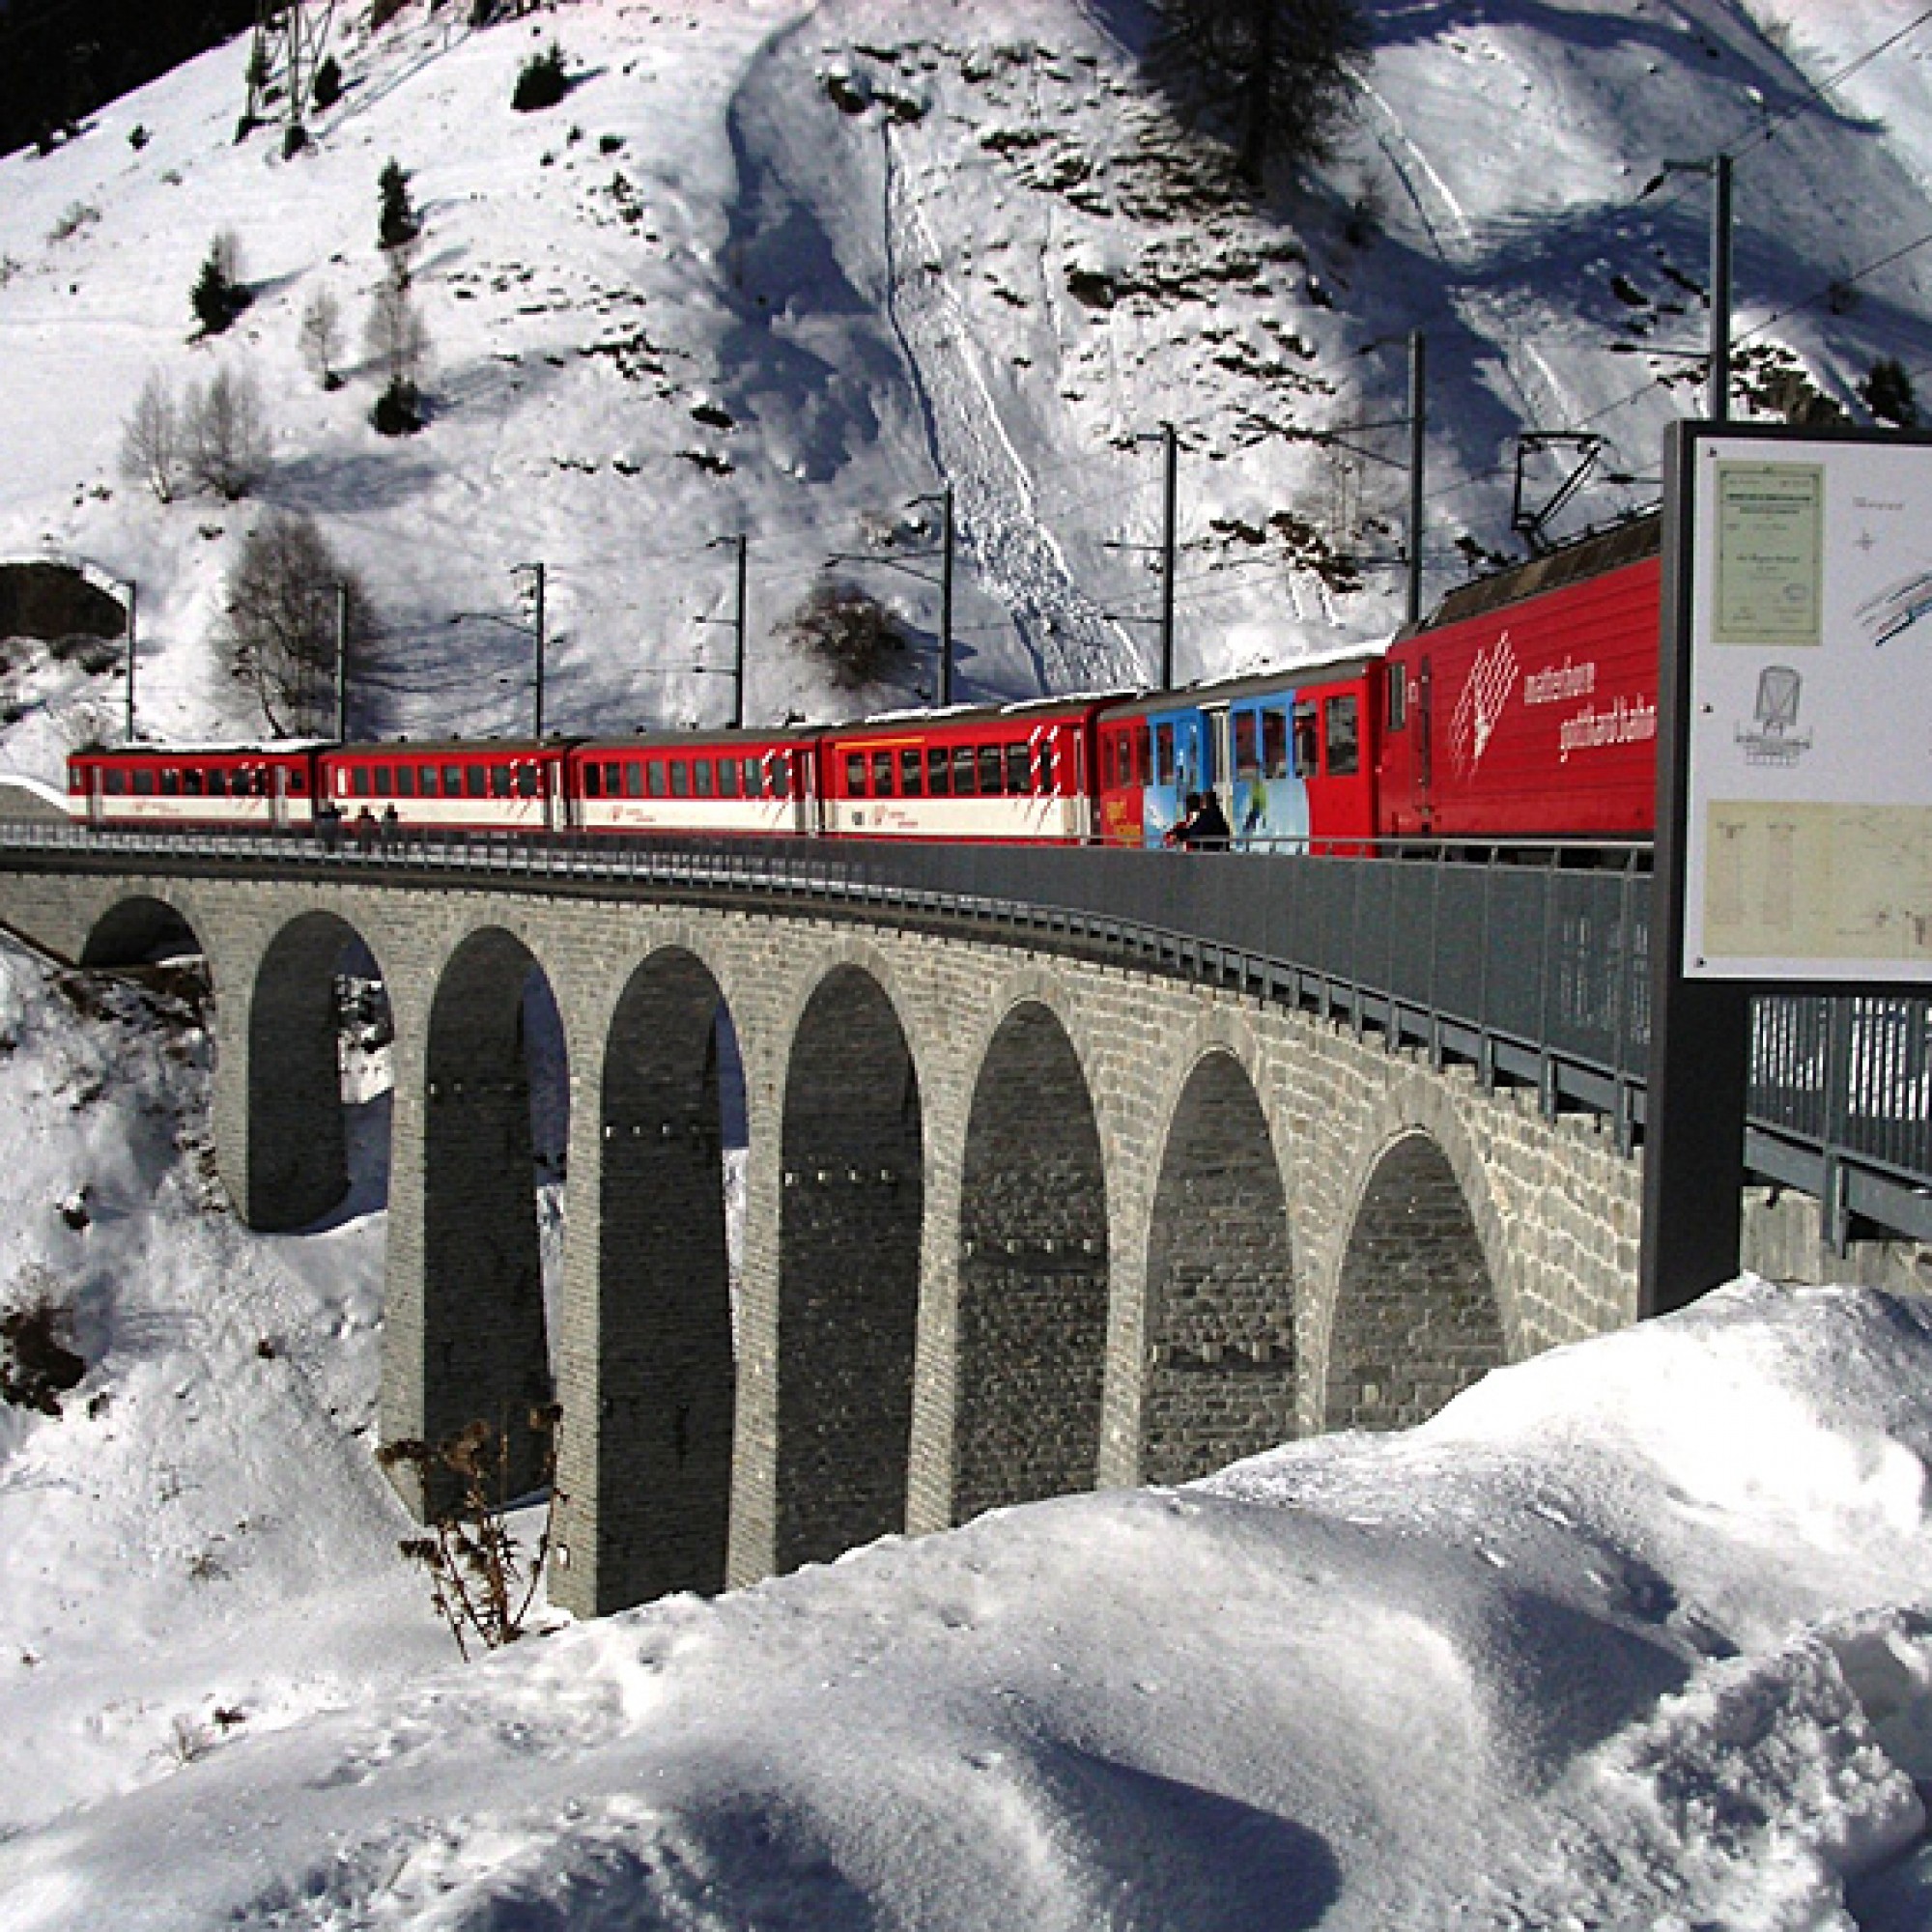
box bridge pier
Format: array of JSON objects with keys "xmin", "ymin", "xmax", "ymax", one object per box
[{"xmin": 15, "ymin": 857, "xmax": 1861, "ymax": 1629}]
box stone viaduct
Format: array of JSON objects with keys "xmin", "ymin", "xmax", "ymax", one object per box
[{"xmin": 0, "ymin": 860, "xmax": 1655, "ymax": 1619}]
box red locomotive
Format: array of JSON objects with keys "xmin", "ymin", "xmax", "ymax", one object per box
[{"xmin": 66, "ymin": 518, "xmax": 1662, "ymax": 852}]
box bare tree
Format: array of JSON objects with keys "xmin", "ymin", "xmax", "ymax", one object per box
[
  {"xmin": 183, "ymin": 366, "xmax": 270, "ymax": 499},
  {"xmin": 119, "ymin": 370, "xmax": 181, "ymax": 502},
  {"xmin": 781, "ymin": 578, "xmax": 907, "ymax": 691},
  {"xmin": 298, "ymin": 286, "xmax": 344, "ymax": 390},
  {"xmin": 222, "ymin": 511, "xmax": 376, "ymax": 735}
]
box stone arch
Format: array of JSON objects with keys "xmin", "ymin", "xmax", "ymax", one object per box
[
  {"xmin": 245, "ymin": 909, "xmax": 390, "ymax": 1231},
  {"xmin": 593, "ymin": 946, "xmax": 740, "ymax": 1607},
  {"xmin": 1142, "ymin": 1047, "xmax": 1296, "ymax": 1484},
  {"xmin": 776, "ymin": 961, "xmax": 923, "ymax": 1571},
  {"xmin": 1323, "ymin": 1129, "xmax": 1507, "ymax": 1433},
  {"xmin": 953, "ymin": 997, "xmax": 1109, "ymax": 1521},
  {"xmin": 421, "ymin": 925, "xmax": 564, "ymax": 1502},
  {"xmin": 79, "ymin": 893, "xmax": 203, "ymax": 969}
]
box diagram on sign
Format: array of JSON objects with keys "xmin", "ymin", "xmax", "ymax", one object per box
[
  {"xmin": 1858, "ymin": 568, "xmax": 1932, "ymax": 648},
  {"xmin": 1733, "ymin": 666, "xmax": 1813, "ymax": 767}
]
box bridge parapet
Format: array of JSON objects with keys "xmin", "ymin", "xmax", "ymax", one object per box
[{"xmin": 0, "ymin": 838, "xmax": 1919, "ymax": 1621}]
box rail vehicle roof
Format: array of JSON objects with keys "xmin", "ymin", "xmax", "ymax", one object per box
[
  {"xmin": 75, "ymin": 739, "xmax": 330, "ymax": 756},
  {"xmin": 1096, "ymin": 646, "xmax": 1387, "ymax": 719},
  {"xmin": 1420, "ymin": 513, "xmax": 1661, "ymax": 633},
  {"xmin": 824, "ymin": 693, "xmax": 1122, "ymax": 733},
  {"xmin": 569, "ymin": 727, "xmax": 808, "ymax": 751},
  {"xmin": 328, "ymin": 738, "xmax": 568, "ymax": 757}
]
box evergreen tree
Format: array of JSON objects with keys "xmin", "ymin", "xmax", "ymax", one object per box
[
  {"xmin": 377, "ymin": 157, "xmax": 419, "ymax": 252},
  {"xmin": 190, "ymin": 232, "xmax": 248, "ymax": 336},
  {"xmin": 1861, "ymin": 356, "xmax": 1919, "ymax": 429},
  {"xmin": 1151, "ymin": 0, "xmax": 1368, "ymax": 185}
]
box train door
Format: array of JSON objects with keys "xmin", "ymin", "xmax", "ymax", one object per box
[
  {"xmin": 1227, "ymin": 696, "xmax": 1309, "ymax": 850},
  {"xmin": 793, "ymin": 747, "xmax": 817, "ymax": 837},
  {"xmin": 1416, "ymin": 655, "xmax": 1435, "ymax": 833},
  {"xmin": 1144, "ymin": 706, "xmax": 1208, "ymax": 846}
]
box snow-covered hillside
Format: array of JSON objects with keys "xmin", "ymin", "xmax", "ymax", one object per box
[
  {"xmin": 2, "ymin": 0, "xmax": 1931, "ymax": 781},
  {"xmin": 3, "ymin": 924, "xmax": 1932, "ymax": 1925}
]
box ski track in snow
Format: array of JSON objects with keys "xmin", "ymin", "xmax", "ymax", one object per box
[
  {"xmin": 879, "ymin": 122, "xmax": 1143, "ymax": 696},
  {"xmin": 1357, "ymin": 71, "xmax": 1571, "ymax": 436}
]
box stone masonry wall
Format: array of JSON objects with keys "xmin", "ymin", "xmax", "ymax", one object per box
[{"xmin": 0, "ymin": 860, "xmax": 1768, "ymax": 1623}]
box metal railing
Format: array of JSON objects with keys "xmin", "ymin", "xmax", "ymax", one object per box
[{"xmin": 2, "ymin": 819, "xmax": 1926, "ymax": 1247}]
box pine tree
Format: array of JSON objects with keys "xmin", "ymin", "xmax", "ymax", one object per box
[
  {"xmin": 190, "ymin": 232, "xmax": 248, "ymax": 336},
  {"xmin": 1151, "ymin": 0, "xmax": 1367, "ymax": 185},
  {"xmin": 377, "ymin": 157, "xmax": 419, "ymax": 252}
]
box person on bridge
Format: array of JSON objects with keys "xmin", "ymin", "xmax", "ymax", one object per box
[{"xmin": 1188, "ymin": 789, "xmax": 1232, "ymax": 849}]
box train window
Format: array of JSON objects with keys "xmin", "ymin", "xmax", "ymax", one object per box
[
  {"xmin": 694, "ymin": 758, "xmax": 715, "ymax": 798},
  {"xmin": 770, "ymin": 756, "xmax": 791, "ymax": 800},
  {"xmin": 899, "ymin": 748, "xmax": 923, "ymax": 797},
  {"xmin": 1137, "ymin": 724, "xmax": 1152, "ymax": 785},
  {"xmin": 516, "ymin": 766, "xmax": 538, "ymax": 798},
  {"xmin": 1153, "ymin": 722, "xmax": 1175, "ymax": 785},
  {"xmin": 719, "ymin": 757, "xmax": 739, "ymax": 799},
  {"xmin": 1325, "ymin": 696, "xmax": 1360, "ymax": 776},
  {"xmin": 487, "ymin": 766, "xmax": 509, "ymax": 799},
  {"xmin": 669, "ymin": 759, "xmax": 689, "ymax": 798},
  {"xmin": 927, "ymin": 746, "xmax": 951, "ymax": 795},
  {"xmin": 1037, "ymin": 740, "xmax": 1056, "ymax": 792},
  {"xmin": 1234, "ymin": 711, "xmax": 1260, "ymax": 780},
  {"xmin": 420, "ymin": 766, "xmax": 440, "ymax": 798},
  {"xmin": 1005, "ymin": 743, "xmax": 1030, "ymax": 794},
  {"xmin": 397, "ymin": 766, "xmax": 416, "ymax": 798},
  {"xmin": 644, "ymin": 762, "xmax": 665, "ymax": 798},
  {"xmin": 742, "ymin": 757, "xmax": 763, "ymax": 799},
  {"xmin": 105, "ymin": 770, "xmax": 127, "ymax": 795},
  {"xmin": 351, "ymin": 767, "xmax": 372, "ymax": 797},
  {"xmin": 160, "ymin": 769, "xmax": 181, "ymax": 796},
  {"xmin": 375, "ymin": 767, "xmax": 394, "ymax": 798},
  {"xmin": 871, "ymin": 750, "xmax": 895, "ymax": 796},
  {"xmin": 1264, "ymin": 709, "xmax": 1291, "ymax": 780},
  {"xmin": 978, "ymin": 745, "xmax": 1004, "ymax": 794},
  {"xmin": 845, "ymin": 752, "xmax": 867, "ymax": 797},
  {"xmin": 183, "ymin": 770, "xmax": 204, "ymax": 796},
  {"xmin": 1386, "ymin": 664, "xmax": 1408, "ymax": 731},
  {"xmin": 212, "ymin": 770, "xmax": 233, "ymax": 797},
  {"xmin": 952, "ymin": 745, "xmax": 977, "ymax": 794},
  {"xmin": 582, "ymin": 763, "xmax": 603, "ymax": 799},
  {"xmin": 466, "ymin": 765, "xmax": 487, "ymax": 798},
  {"xmin": 133, "ymin": 769, "xmax": 156, "ymax": 795},
  {"xmin": 289, "ymin": 770, "xmax": 307, "ymax": 796},
  {"xmin": 1292, "ymin": 699, "xmax": 1320, "ymax": 779},
  {"xmin": 443, "ymin": 765, "xmax": 463, "ymax": 796}
]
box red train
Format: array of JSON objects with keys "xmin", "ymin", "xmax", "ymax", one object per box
[{"xmin": 67, "ymin": 519, "xmax": 1662, "ymax": 851}]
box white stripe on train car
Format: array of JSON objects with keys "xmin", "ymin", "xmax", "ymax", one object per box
[
  {"xmin": 576, "ymin": 798, "xmax": 801, "ymax": 835},
  {"xmin": 823, "ymin": 795, "xmax": 1074, "ymax": 840}
]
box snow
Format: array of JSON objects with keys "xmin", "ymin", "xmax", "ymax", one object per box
[
  {"xmin": 4, "ymin": 1, "xmax": 1930, "ymax": 781},
  {"xmin": 6, "ymin": 2, "xmax": 1932, "ymax": 1923},
  {"xmin": 0, "ymin": 924, "xmax": 1931, "ymax": 1924}
]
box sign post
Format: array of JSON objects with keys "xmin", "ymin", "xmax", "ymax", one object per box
[{"xmin": 1642, "ymin": 421, "xmax": 1932, "ymax": 1316}]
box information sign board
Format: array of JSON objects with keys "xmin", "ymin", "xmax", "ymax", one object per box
[{"xmin": 1681, "ymin": 431, "xmax": 1932, "ymax": 980}]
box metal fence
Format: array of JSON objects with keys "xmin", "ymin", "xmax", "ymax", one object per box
[{"xmin": 2, "ymin": 820, "xmax": 1926, "ymax": 1245}]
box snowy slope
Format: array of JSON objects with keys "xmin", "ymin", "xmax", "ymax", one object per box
[
  {"xmin": 0, "ymin": 938, "xmax": 449, "ymax": 1835},
  {"xmin": 2, "ymin": 0, "xmax": 1930, "ymax": 782},
  {"xmin": 0, "ymin": 925, "xmax": 1931, "ymax": 1923}
]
